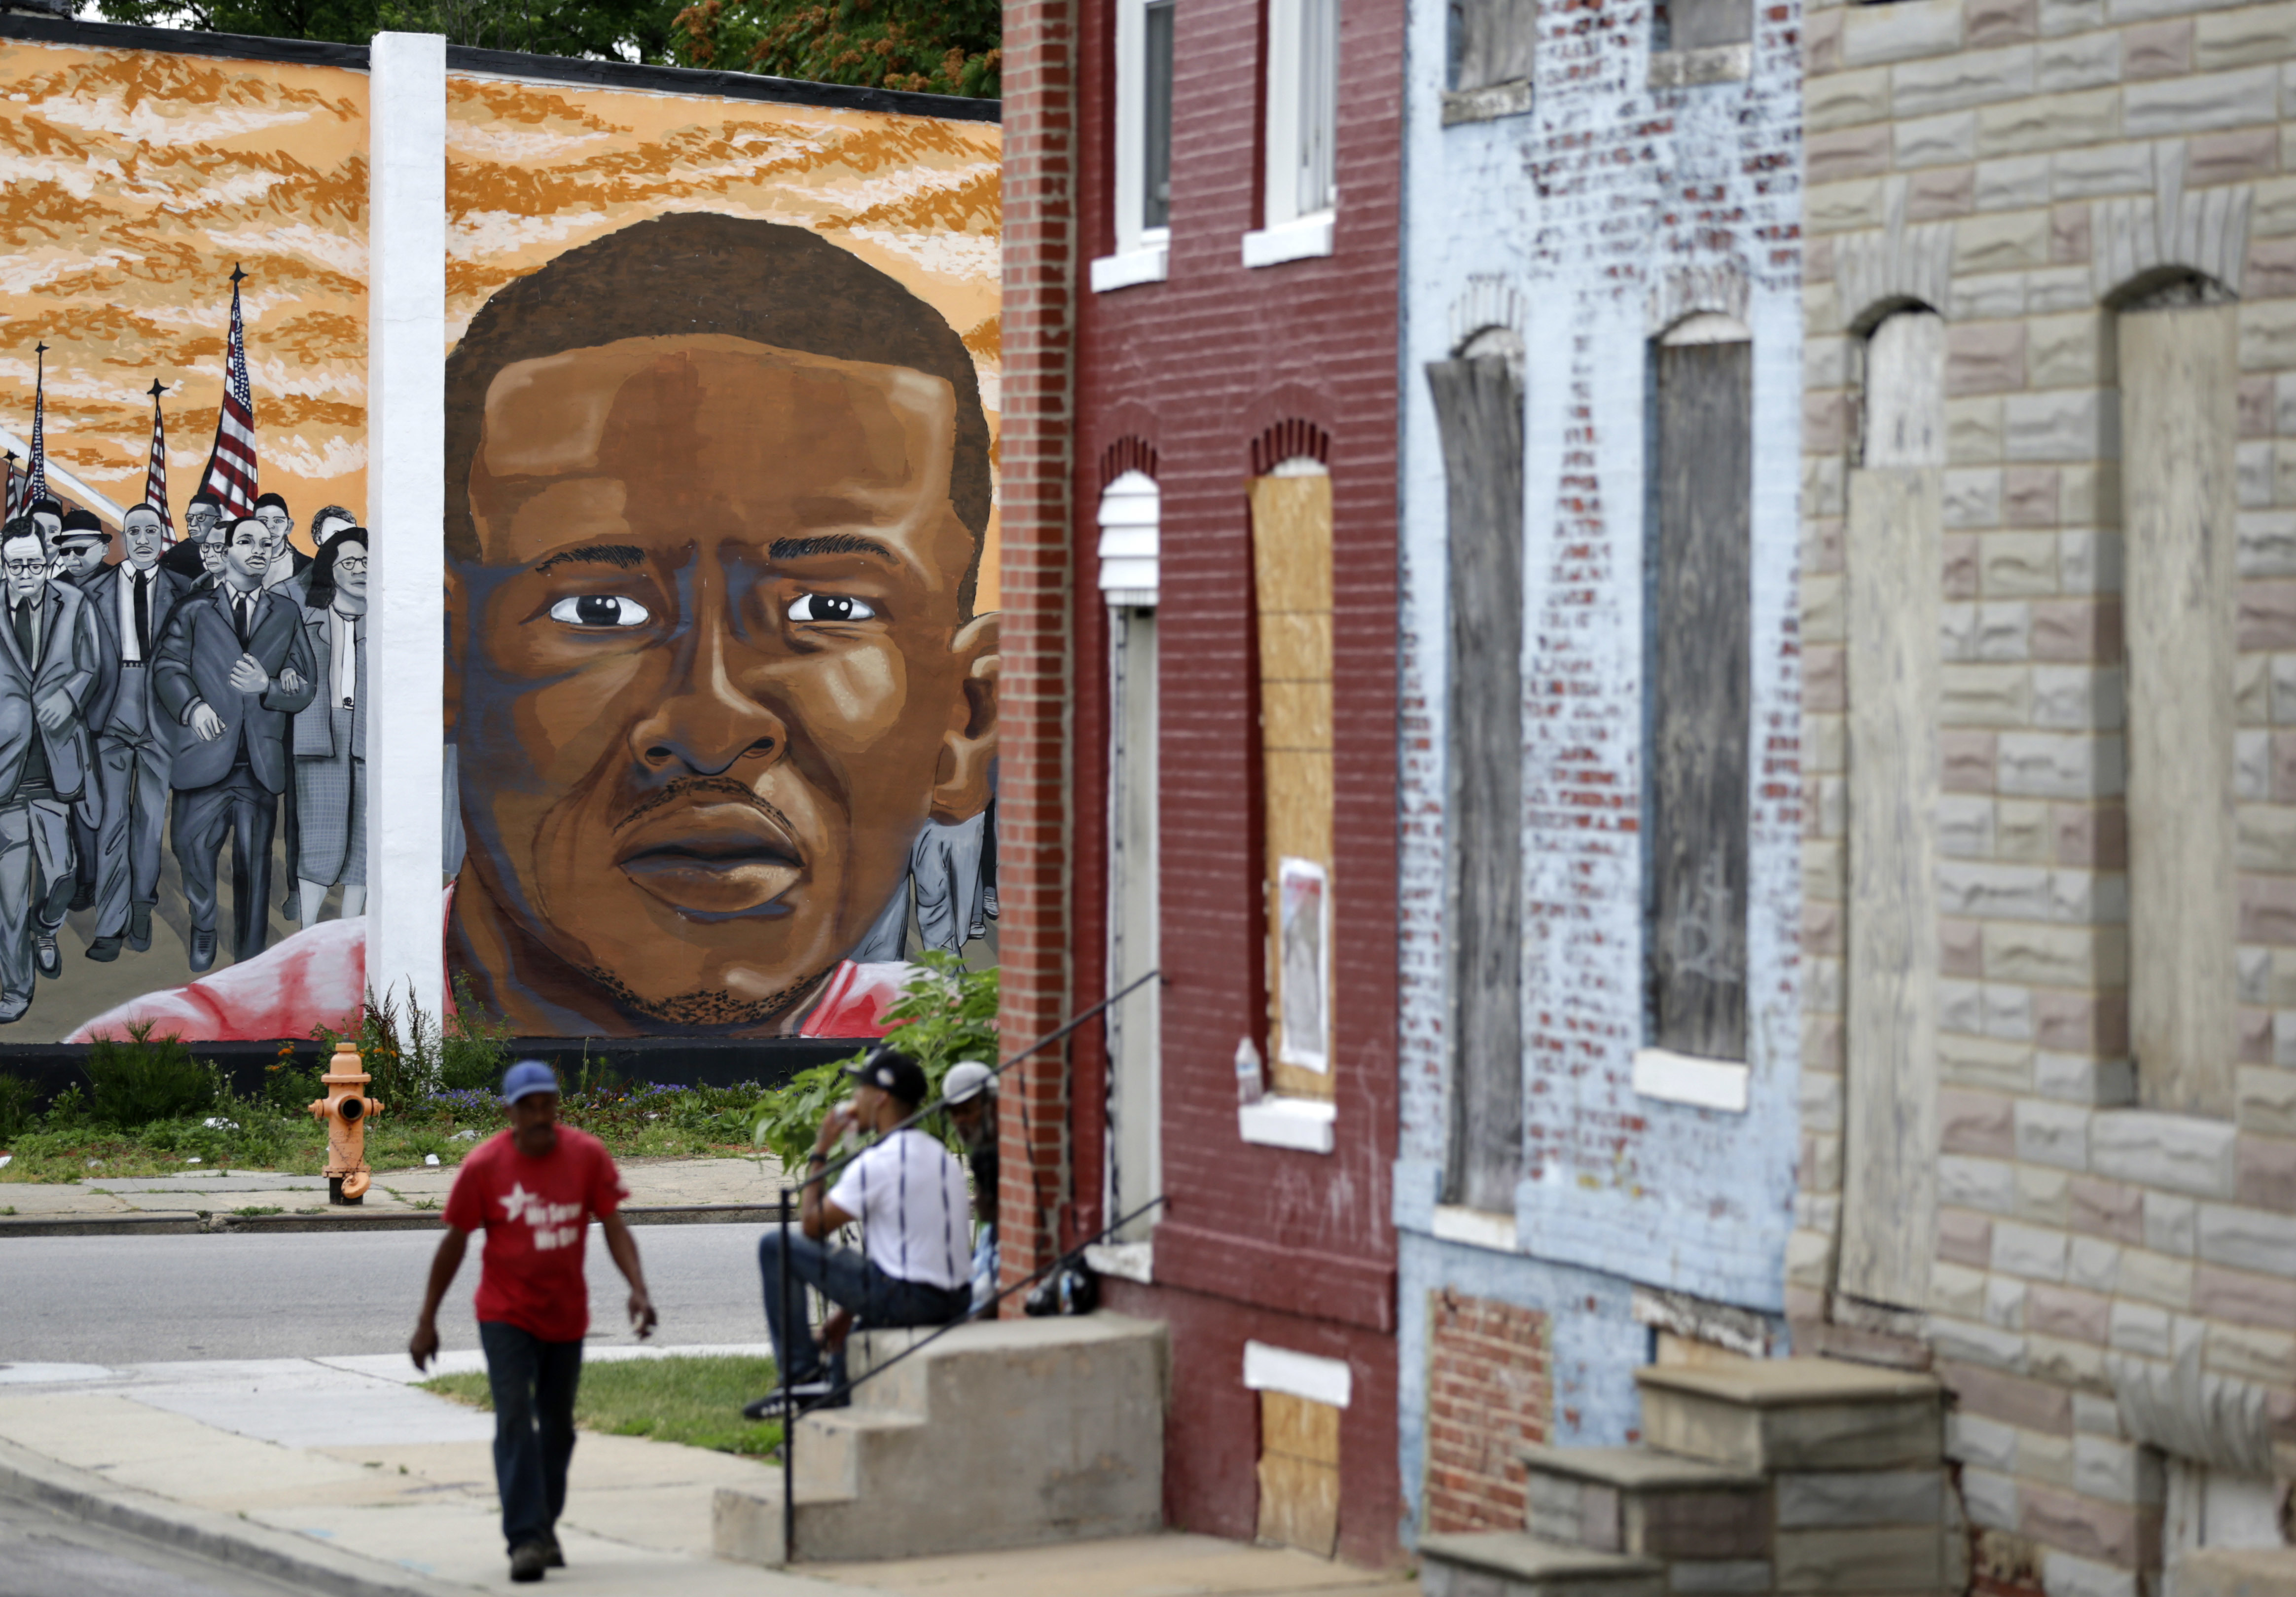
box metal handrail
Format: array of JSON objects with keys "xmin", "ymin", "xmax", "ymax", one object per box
[{"xmin": 771, "ymin": 966, "xmax": 1164, "ymax": 1561}]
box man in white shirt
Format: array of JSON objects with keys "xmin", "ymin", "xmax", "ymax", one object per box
[{"xmin": 749, "ymin": 1047, "xmax": 972, "ymax": 1415}]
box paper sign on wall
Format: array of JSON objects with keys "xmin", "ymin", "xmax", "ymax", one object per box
[{"xmin": 1276, "ymin": 856, "xmax": 1329, "ymax": 1072}]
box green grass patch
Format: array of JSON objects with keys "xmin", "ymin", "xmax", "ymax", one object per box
[
  {"xmin": 232, "ymin": 1205, "xmax": 284, "ymax": 1218},
  {"xmin": 421, "ymin": 1354, "xmax": 784, "ymax": 1458}
]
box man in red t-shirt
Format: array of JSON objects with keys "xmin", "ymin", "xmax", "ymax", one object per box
[{"xmin": 409, "ymin": 1060, "xmax": 657, "ymax": 1584}]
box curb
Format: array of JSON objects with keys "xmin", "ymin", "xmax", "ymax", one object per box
[
  {"xmin": 0, "ymin": 1433, "xmax": 469, "ymax": 1597},
  {"xmin": 0, "ymin": 1201, "xmax": 786, "ymax": 1239}
]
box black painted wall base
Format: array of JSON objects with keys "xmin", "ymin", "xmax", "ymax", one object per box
[{"xmin": 0, "ymin": 1035, "xmax": 851, "ymax": 1113}]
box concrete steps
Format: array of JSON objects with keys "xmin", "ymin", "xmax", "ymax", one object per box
[
  {"xmin": 2173, "ymin": 1550, "xmax": 2296, "ymax": 1597},
  {"xmin": 714, "ymin": 1312, "xmax": 1167, "ymax": 1564},
  {"xmin": 1521, "ymin": 1444, "xmax": 1768, "ymax": 1565},
  {"xmin": 1417, "ymin": 1358, "xmax": 1949, "ymax": 1597},
  {"xmin": 1634, "ymin": 1358, "xmax": 1939, "ymax": 1473},
  {"xmin": 1418, "ymin": 1531, "xmax": 1664, "ymax": 1597}
]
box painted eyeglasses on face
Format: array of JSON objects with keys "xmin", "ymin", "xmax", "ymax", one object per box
[{"xmin": 4, "ymin": 558, "xmax": 48, "ymax": 575}]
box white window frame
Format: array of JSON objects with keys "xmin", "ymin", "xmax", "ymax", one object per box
[
  {"xmin": 1093, "ymin": 0, "xmax": 1174, "ymax": 293},
  {"xmin": 1242, "ymin": 0, "xmax": 1337, "ymax": 268}
]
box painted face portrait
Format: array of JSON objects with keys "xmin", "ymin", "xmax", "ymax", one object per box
[
  {"xmin": 445, "ymin": 215, "xmax": 997, "ymax": 1036},
  {"xmin": 0, "ymin": 528, "xmax": 46, "ymax": 603},
  {"xmin": 121, "ymin": 508, "xmax": 167, "ymax": 569},
  {"xmin": 223, "ymin": 517, "xmax": 269, "ymax": 586}
]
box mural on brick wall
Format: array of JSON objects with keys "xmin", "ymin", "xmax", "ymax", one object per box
[{"xmin": 0, "ymin": 40, "xmax": 997, "ymax": 1043}]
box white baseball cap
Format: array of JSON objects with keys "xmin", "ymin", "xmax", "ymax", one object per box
[{"xmin": 943, "ymin": 1061, "xmax": 995, "ymax": 1105}]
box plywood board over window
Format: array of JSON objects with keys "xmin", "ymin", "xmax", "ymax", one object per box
[
  {"xmin": 1256, "ymin": 1390, "xmax": 1341, "ymax": 1556},
  {"xmin": 2121, "ymin": 302, "xmax": 2239, "ymax": 1120},
  {"xmin": 1839, "ymin": 310, "xmax": 1945, "ymax": 1311},
  {"xmin": 1427, "ymin": 354, "xmax": 1524, "ymax": 1212},
  {"xmin": 1252, "ymin": 467, "xmax": 1336, "ymax": 1101},
  {"xmin": 1648, "ymin": 333, "xmax": 1751, "ymax": 1064}
]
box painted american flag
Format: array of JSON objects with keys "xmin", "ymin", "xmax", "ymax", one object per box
[
  {"xmin": 143, "ymin": 379, "xmax": 175, "ymax": 539},
  {"xmin": 194, "ymin": 267, "xmax": 257, "ymax": 518}
]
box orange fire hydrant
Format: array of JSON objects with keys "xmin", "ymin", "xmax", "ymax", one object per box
[{"xmin": 309, "ymin": 1039, "xmax": 384, "ymax": 1205}]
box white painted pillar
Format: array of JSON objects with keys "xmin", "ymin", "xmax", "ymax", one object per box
[{"xmin": 365, "ymin": 33, "xmax": 448, "ymax": 1027}]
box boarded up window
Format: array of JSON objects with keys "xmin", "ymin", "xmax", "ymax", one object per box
[
  {"xmin": 1451, "ymin": 0, "xmax": 1536, "ymax": 90},
  {"xmin": 1427, "ymin": 354, "xmax": 1524, "ymax": 1212},
  {"xmin": 1253, "ymin": 465, "xmax": 1336, "ymax": 1100},
  {"xmin": 1838, "ymin": 309, "xmax": 1944, "ymax": 1310},
  {"xmin": 1108, "ymin": 606, "xmax": 1161, "ymax": 1238},
  {"xmin": 1659, "ymin": 0, "xmax": 1749, "ymax": 51},
  {"xmin": 1647, "ymin": 330, "xmax": 1751, "ymax": 1063},
  {"xmin": 2122, "ymin": 300, "xmax": 2238, "ymax": 1119},
  {"xmin": 1257, "ymin": 1390, "xmax": 1340, "ymax": 1555}
]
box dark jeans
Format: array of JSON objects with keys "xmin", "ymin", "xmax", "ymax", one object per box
[
  {"xmin": 478, "ymin": 1320, "xmax": 582, "ymax": 1554},
  {"xmin": 757, "ymin": 1230, "xmax": 971, "ymax": 1388}
]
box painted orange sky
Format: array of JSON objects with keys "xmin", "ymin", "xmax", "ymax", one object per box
[
  {"xmin": 445, "ymin": 72, "xmax": 1003, "ymax": 606},
  {"xmin": 0, "ymin": 38, "xmax": 369, "ymax": 543},
  {"xmin": 0, "ymin": 42, "xmax": 1002, "ymax": 589}
]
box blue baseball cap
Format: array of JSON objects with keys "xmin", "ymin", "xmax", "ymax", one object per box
[{"xmin": 501, "ymin": 1060, "xmax": 560, "ymax": 1105}]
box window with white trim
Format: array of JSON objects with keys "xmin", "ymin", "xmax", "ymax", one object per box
[
  {"xmin": 1116, "ymin": 0, "xmax": 1176, "ymax": 248},
  {"xmin": 1264, "ymin": 0, "xmax": 1337, "ymax": 228}
]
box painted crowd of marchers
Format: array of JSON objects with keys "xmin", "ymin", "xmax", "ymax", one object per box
[{"xmin": 0, "ymin": 36, "xmax": 1002, "ymax": 1044}]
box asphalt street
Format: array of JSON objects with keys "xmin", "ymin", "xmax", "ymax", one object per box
[
  {"xmin": 0, "ymin": 1488, "xmax": 308, "ymax": 1597},
  {"xmin": 0, "ymin": 1223, "xmax": 772, "ymax": 1364}
]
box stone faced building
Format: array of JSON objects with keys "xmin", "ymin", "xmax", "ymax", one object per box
[{"xmin": 1795, "ymin": 0, "xmax": 2296, "ymax": 1589}]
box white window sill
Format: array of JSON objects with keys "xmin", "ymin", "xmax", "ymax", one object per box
[
  {"xmin": 1090, "ymin": 238, "xmax": 1170, "ymax": 293},
  {"xmin": 1648, "ymin": 42, "xmax": 1751, "ymax": 88},
  {"xmin": 1244, "ymin": 1340, "xmax": 1352, "ymax": 1408},
  {"xmin": 1441, "ymin": 79, "xmax": 1533, "ymax": 125},
  {"xmin": 1238, "ymin": 1094, "xmax": 1336, "ymax": 1153},
  {"xmin": 1431, "ymin": 1204, "xmax": 1517, "ymax": 1252},
  {"xmin": 1632, "ymin": 1047, "xmax": 1751, "ymax": 1113},
  {"xmin": 1241, "ymin": 212, "xmax": 1335, "ymax": 269}
]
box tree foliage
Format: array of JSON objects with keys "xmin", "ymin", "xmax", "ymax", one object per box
[
  {"xmin": 91, "ymin": 0, "xmax": 688, "ymax": 64},
  {"xmin": 749, "ymin": 951, "xmax": 1000, "ymax": 1169},
  {"xmin": 670, "ymin": 0, "xmax": 999, "ymax": 98}
]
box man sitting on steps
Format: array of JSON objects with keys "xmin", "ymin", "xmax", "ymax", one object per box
[{"xmin": 746, "ymin": 1047, "xmax": 972, "ymax": 1418}]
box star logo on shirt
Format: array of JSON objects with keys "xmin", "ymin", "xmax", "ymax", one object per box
[{"xmin": 500, "ymin": 1183, "xmax": 538, "ymax": 1224}]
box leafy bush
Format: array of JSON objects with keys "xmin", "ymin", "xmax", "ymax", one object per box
[
  {"xmin": 262, "ymin": 1059, "xmax": 325, "ymax": 1115},
  {"xmin": 313, "ymin": 977, "xmax": 515, "ymax": 1108},
  {"xmin": 0, "ymin": 1070, "xmax": 35, "ymax": 1143},
  {"xmin": 439, "ymin": 975, "xmax": 514, "ymax": 1093},
  {"xmin": 80, "ymin": 1025, "xmax": 220, "ymax": 1129},
  {"xmin": 749, "ymin": 952, "xmax": 998, "ymax": 1167},
  {"xmin": 40, "ymin": 1084, "xmax": 87, "ymax": 1128}
]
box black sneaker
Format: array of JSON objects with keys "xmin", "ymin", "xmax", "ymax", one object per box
[
  {"xmin": 539, "ymin": 1530, "xmax": 564, "ymax": 1569},
  {"xmin": 741, "ymin": 1379, "xmax": 836, "ymax": 1421},
  {"xmin": 509, "ymin": 1540, "xmax": 548, "ymax": 1582}
]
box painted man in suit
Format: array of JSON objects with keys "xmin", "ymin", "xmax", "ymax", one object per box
[
  {"xmin": 252, "ymin": 492, "xmax": 314, "ymax": 593},
  {"xmin": 161, "ymin": 493, "xmax": 227, "ymax": 591},
  {"xmin": 82, "ymin": 504, "xmax": 190, "ymax": 961},
  {"xmin": 0, "ymin": 519, "xmax": 97, "ymax": 1019},
  {"xmin": 153, "ymin": 516, "xmax": 316, "ymax": 972},
  {"xmin": 54, "ymin": 511, "xmax": 113, "ymax": 915}
]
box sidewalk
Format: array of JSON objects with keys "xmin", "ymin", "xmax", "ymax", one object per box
[
  {"xmin": 0, "ymin": 1155, "xmax": 792, "ymax": 1235},
  {"xmin": 0, "ymin": 1351, "xmax": 1409, "ymax": 1597}
]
